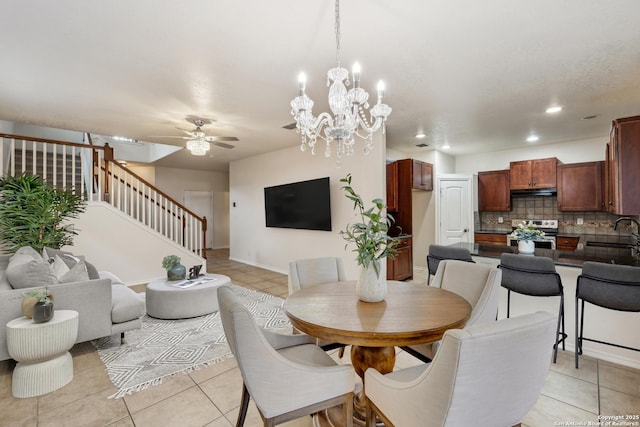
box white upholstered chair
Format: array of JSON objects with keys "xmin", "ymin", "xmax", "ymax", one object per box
[
  {"xmin": 365, "ymin": 311, "xmax": 556, "ymax": 427},
  {"xmin": 403, "ymin": 259, "xmax": 502, "ymax": 362},
  {"xmin": 217, "ymin": 286, "xmax": 354, "ymax": 427},
  {"xmin": 288, "ymin": 257, "xmax": 348, "ymax": 354}
]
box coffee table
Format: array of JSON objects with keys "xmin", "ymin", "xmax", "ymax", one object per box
[{"xmin": 146, "ymin": 274, "xmax": 230, "ymax": 319}]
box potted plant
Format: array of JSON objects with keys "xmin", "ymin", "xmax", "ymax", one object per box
[
  {"xmin": 21, "ymin": 288, "xmax": 54, "ymax": 323},
  {"xmin": 0, "ymin": 173, "xmax": 86, "ymax": 254},
  {"xmin": 510, "ymin": 221, "xmax": 545, "ymax": 254},
  {"xmin": 340, "ymin": 174, "xmax": 398, "ymax": 302},
  {"xmin": 162, "ymin": 255, "xmax": 186, "ymax": 280}
]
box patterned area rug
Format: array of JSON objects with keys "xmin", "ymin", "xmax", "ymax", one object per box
[{"xmin": 93, "ymin": 284, "xmax": 291, "ymax": 398}]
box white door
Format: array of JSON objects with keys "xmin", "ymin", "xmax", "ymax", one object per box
[
  {"xmin": 184, "ymin": 190, "xmax": 214, "ymax": 249},
  {"xmin": 437, "ymin": 176, "xmax": 473, "ymax": 245}
]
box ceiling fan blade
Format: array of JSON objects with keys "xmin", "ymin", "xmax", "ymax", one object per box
[
  {"xmin": 204, "ymin": 136, "xmax": 239, "ymax": 142},
  {"xmin": 282, "ymin": 122, "xmax": 297, "ymax": 130},
  {"xmin": 212, "ymin": 141, "xmax": 236, "ymax": 149},
  {"xmin": 148, "ymin": 135, "xmax": 191, "ymax": 140}
]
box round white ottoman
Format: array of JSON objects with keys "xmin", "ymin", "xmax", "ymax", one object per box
[
  {"xmin": 7, "ymin": 310, "xmax": 79, "ymax": 398},
  {"xmin": 145, "ymin": 274, "xmax": 230, "ymax": 319}
]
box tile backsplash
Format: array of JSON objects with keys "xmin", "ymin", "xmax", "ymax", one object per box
[{"xmin": 478, "ymin": 196, "xmax": 639, "ymax": 237}]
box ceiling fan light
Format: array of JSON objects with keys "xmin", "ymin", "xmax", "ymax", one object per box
[{"xmin": 186, "ymin": 139, "xmax": 210, "ymax": 155}]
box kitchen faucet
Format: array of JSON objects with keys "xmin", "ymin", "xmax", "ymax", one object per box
[{"xmin": 613, "ymin": 217, "xmax": 640, "ymax": 256}]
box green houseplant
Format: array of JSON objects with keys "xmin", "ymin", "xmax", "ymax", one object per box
[
  {"xmin": 0, "ymin": 173, "xmax": 86, "ymax": 254},
  {"xmin": 162, "ymin": 254, "xmax": 186, "ymax": 280},
  {"xmin": 340, "ymin": 174, "xmax": 398, "ymax": 302}
]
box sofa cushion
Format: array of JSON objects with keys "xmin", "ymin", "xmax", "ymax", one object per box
[
  {"xmin": 112, "ymin": 284, "xmax": 145, "ymax": 324},
  {"xmin": 59, "ymin": 259, "xmax": 90, "ymax": 283},
  {"xmin": 5, "ymin": 253, "xmax": 57, "ymax": 290},
  {"xmin": 42, "ymin": 247, "xmax": 100, "ymax": 280}
]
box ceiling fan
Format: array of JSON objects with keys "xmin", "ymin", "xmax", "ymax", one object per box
[{"xmin": 152, "ymin": 117, "xmax": 238, "ymax": 155}]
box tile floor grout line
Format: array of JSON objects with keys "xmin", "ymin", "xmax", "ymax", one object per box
[{"xmin": 596, "ymin": 359, "xmax": 601, "ymax": 415}]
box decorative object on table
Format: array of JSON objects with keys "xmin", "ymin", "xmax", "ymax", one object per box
[
  {"xmin": 93, "ymin": 284, "xmax": 291, "ymax": 398},
  {"xmin": 188, "ymin": 264, "xmax": 202, "ymax": 280},
  {"xmin": 340, "ymin": 174, "xmax": 398, "ymax": 302},
  {"xmin": 510, "ymin": 221, "xmax": 545, "ymax": 254},
  {"xmin": 162, "ymin": 254, "xmax": 186, "ymax": 280},
  {"xmin": 21, "ymin": 288, "xmax": 54, "ymax": 322},
  {"xmin": 289, "ymin": 0, "xmax": 391, "ymax": 166},
  {"xmin": 0, "ymin": 173, "xmax": 86, "ymax": 254}
]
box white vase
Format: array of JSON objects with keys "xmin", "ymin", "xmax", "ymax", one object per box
[
  {"xmin": 518, "ymin": 239, "xmax": 535, "ymax": 254},
  {"xmin": 356, "ymin": 263, "xmax": 387, "ymax": 302}
]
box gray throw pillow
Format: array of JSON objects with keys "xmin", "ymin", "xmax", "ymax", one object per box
[
  {"xmin": 5, "ymin": 253, "xmax": 58, "ymax": 290},
  {"xmin": 42, "ymin": 246, "xmax": 100, "ymax": 280},
  {"xmin": 59, "ymin": 259, "xmax": 90, "ymax": 283}
]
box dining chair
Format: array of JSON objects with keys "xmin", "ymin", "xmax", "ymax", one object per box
[
  {"xmin": 575, "ymin": 261, "xmax": 640, "ymax": 368},
  {"xmin": 426, "ymin": 245, "xmax": 474, "ymax": 285},
  {"xmin": 499, "ymin": 253, "xmax": 566, "ymax": 363},
  {"xmin": 365, "ymin": 311, "xmax": 556, "ymax": 427},
  {"xmin": 217, "ymin": 286, "xmax": 354, "ymax": 427},
  {"xmin": 402, "ymin": 259, "xmax": 502, "ymax": 362},
  {"xmin": 288, "ymin": 257, "xmax": 348, "ymax": 355}
]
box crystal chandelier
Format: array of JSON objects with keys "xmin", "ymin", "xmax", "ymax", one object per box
[
  {"xmin": 290, "ymin": 0, "xmax": 391, "ymax": 164},
  {"xmin": 186, "ymin": 139, "xmax": 210, "ymax": 156}
]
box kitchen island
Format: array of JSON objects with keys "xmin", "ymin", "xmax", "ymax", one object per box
[{"xmin": 447, "ymin": 242, "xmax": 640, "ymax": 369}]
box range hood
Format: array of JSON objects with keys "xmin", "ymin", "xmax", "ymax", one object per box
[{"xmin": 510, "ymin": 188, "xmax": 557, "ymax": 197}]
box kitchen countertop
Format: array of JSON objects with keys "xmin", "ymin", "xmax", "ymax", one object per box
[{"xmin": 449, "ymin": 242, "xmax": 640, "ymax": 268}]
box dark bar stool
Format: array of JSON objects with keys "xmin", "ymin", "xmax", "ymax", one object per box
[
  {"xmin": 427, "ymin": 245, "xmax": 474, "ymax": 285},
  {"xmin": 575, "ymin": 261, "xmax": 640, "ymax": 368},
  {"xmin": 499, "ymin": 253, "xmax": 566, "ymax": 363}
]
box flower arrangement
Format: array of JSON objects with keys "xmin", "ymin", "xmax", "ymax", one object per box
[
  {"xmin": 162, "ymin": 255, "xmax": 181, "ymax": 270},
  {"xmin": 510, "ymin": 221, "xmax": 545, "ymax": 241}
]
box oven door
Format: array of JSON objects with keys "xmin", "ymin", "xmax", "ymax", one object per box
[{"xmin": 507, "ymin": 237, "xmax": 555, "ymax": 250}]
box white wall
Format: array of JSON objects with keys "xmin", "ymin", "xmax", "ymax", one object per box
[
  {"xmin": 230, "ymin": 135, "xmax": 386, "ymax": 278},
  {"xmin": 72, "ymin": 203, "xmax": 205, "ymax": 285},
  {"xmin": 455, "ymin": 137, "xmax": 606, "ymax": 174},
  {"xmin": 155, "ymin": 167, "xmax": 230, "ymax": 249}
]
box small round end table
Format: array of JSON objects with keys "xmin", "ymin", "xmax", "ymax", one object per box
[{"xmin": 6, "ymin": 309, "xmax": 79, "ymax": 398}]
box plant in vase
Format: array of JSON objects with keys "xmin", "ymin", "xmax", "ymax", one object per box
[
  {"xmin": 510, "ymin": 221, "xmax": 545, "ymax": 254},
  {"xmin": 340, "ymin": 174, "xmax": 398, "ymax": 302},
  {"xmin": 162, "ymin": 255, "xmax": 186, "ymax": 280},
  {"xmin": 21, "ymin": 287, "xmax": 54, "ymax": 323}
]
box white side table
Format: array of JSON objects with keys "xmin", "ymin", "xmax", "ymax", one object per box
[{"xmin": 6, "ymin": 310, "xmax": 79, "ymax": 398}]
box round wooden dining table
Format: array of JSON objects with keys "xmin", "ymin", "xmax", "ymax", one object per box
[{"xmin": 285, "ymin": 280, "xmax": 472, "ymax": 425}]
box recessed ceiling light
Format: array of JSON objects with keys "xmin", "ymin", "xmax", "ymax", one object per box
[
  {"xmin": 527, "ymin": 135, "xmax": 539, "ymax": 143},
  {"xmin": 545, "ymin": 106, "xmax": 562, "ymax": 114},
  {"xmin": 415, "ymin": 133, "xmax": 426, "ymax": 139},
  {"xmin": 442, "ymin": 143, "xmax": 451, "ymax": 149}
]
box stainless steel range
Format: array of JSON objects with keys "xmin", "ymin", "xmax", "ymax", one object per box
[{"xmin": 507, "ymin": 219, "xmax": 558, "ymax": 250}]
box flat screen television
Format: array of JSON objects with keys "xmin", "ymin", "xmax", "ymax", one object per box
[{"xmin": 264, "ymin": 177, "xmax": 332, "ymax": 231}]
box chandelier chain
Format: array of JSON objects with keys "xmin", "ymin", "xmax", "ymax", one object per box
[{"xmin": 334, "ymin": 0, "xmax": 341, "ymax": 66}]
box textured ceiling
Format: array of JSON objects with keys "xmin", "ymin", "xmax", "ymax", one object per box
[{"xmin": 1, "ymin": 1, "xmax": 639, "ymax": 171}]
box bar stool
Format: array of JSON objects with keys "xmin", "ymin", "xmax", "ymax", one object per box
[
  {"xmin": 499, "ymin": 253, "xmax": 566, "ymax": 363},
  {"xmin": 575, "ymin": 261, "xmax": 640, "ymax": 368},
  {"xmin": 427, "ymin": 245, "xmax": 474, "ymax": 285}
]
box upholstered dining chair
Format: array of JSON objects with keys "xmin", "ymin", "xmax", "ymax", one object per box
[
  {"xmin": 289, "ymin": 257, "xmax": 348, "ymax": 355},
  {"xmin": 402, "ymin": 259, "xmax": 502, "ymax": 362},
  {"xmin": 365, "ymin": 311, "xmax": 556, "ymax": 427},
  {"xmin": 217, "ymin": 286, "xmax": 354, "ymax": 427},
  {"xmin": 426, "ymin": 245, "xmax": 474, "ymax": 285},
  {"xmin": 575, "ymin": 261, "xmax": 640, "ymax": 368},
  {"xmin": 499, "ymin": 253, "xmax": 566, "ymax": 363}
]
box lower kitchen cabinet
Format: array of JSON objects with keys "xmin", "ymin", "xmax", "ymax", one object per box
[
  {"xmin": 474, "ymin": 232, "xmax": 508, "ymax": 246},
  {"xmin": 387, "ymin": 236, "xmax": 412, "ymax": 280},
  {"xmin": 556, "ymin": 236, "xmax": 580, "ymax": 251}
]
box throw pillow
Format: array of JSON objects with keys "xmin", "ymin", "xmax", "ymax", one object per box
[
  {"xmin": 5, "ymin": 253, "xmax": 58, "ymax": 290},
  {"xmin": 51, "ymin": 255, "xmax": 71, "ymax": 279},
  {"xmin": 42, "ymin": 246, "xmax": 100, "ymax": 280},
  {"xmin": 59, "ymin": 259, "xmax": 90, "ymax": 283}
]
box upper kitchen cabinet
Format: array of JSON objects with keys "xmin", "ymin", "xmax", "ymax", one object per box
[
  {"xmin": 606, "ymin": 115, "xmax": 640, "ymax": 215},
  {"xmin": 386, "ymin": 161, "xmax": 398, "ymax": 212},
  {"xmin": 478, "ymin": 169, "xmax": 510, "ymax": 211},
  {"xmin": 398, "ymin": 158, "xmax": 433, "ymax": 191},
  {"xmin": 557, "ymin": 161, "xmax": 604, "ymax": 211},
  {"xmin": 509, "ymin": 157, "xmax": 559, "ymax": 190}
]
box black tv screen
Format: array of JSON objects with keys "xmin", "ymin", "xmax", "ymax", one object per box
[{"xmin": 264, "ymin": 177, "xmax": 332, "ymax": 231}]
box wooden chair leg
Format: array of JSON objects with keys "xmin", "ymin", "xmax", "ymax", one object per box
[
  {"xmin": 344, "ymin": 393, "xmax": 353, "ymax": 427},
  {"xmin": 236, "ymin": 384, "xmax": 250, "ymax": 427},
  {"xmin": 338, "ymin": 346, "xmax": 345, "ymax": 358}
]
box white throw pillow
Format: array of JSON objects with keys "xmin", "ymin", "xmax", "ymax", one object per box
[{"xmin": 51, "ymin": 255, "xmax": 71, "ymax": 279}]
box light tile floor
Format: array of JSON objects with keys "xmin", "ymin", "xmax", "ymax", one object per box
[{"xmin": 1, "ymin": 249, "xmax": 638, "ymax": 426}]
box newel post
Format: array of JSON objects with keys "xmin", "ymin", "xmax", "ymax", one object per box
[{"xmin": 202, "ymin": 216, "xmax": 207, "ymax": 259}]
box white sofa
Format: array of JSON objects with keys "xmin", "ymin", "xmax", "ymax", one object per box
[{"xmin": 0, "ymin": 249, "xmax": 144, "ymax": 361}]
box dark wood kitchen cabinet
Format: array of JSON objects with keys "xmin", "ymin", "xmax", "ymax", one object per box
[
  {"xmin": 386, "ymin": 161, "xmax": 398, "ymax": 212},
  {"xmin": 474, "ymin": 232, "xmax": 507, "ymax": 246},
  {"xmin": 510, "ymin": 157, "xmax": 559, "ymax": 190},
  {"xmin": 397, "ymin": 159, "xmax": 433, "ymax": 191},
  {"xmin": 557, "ymin": 161, "xmax": 604, "ymax": 211},
  {"xmin": 387, "ymin": 236, "xmax": 412, "ymax": 280},
  {"xmin": 478, "ymin": 169, "xmax": 510, "ymax": 211},
  {"xmin": 606, "ymin": 115, "xmax": 640, "ymax": 215}
]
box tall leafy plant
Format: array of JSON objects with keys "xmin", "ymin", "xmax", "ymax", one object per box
[
  {"xmin": 340, "ymin": 174, "xmax": 398, "ymax": 277},
  {"xmin": 0, "ymin": 173, "xmax": 87, "ymax": 254}
]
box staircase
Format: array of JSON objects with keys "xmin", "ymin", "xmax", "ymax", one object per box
[{"xmin": 0, "ymin": 133, "xmax": 207, "ymax": 258}]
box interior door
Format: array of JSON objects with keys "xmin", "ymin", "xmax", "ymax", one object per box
[
  {"xmin": 438, "ymin": 177, "xmax": 472, "ymax": 245},
  {"xmin": 183, "ymin": 190, "xmax": 214, "ymax": 249}
]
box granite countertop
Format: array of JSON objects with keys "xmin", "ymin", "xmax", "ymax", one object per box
[
  {"xmin": 474, "ymin": 230, "xmax": 510, "ymax": 235},
  {"xmin": 449, "ymin": 242, "xmax": 640, "ymax": 268}
]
